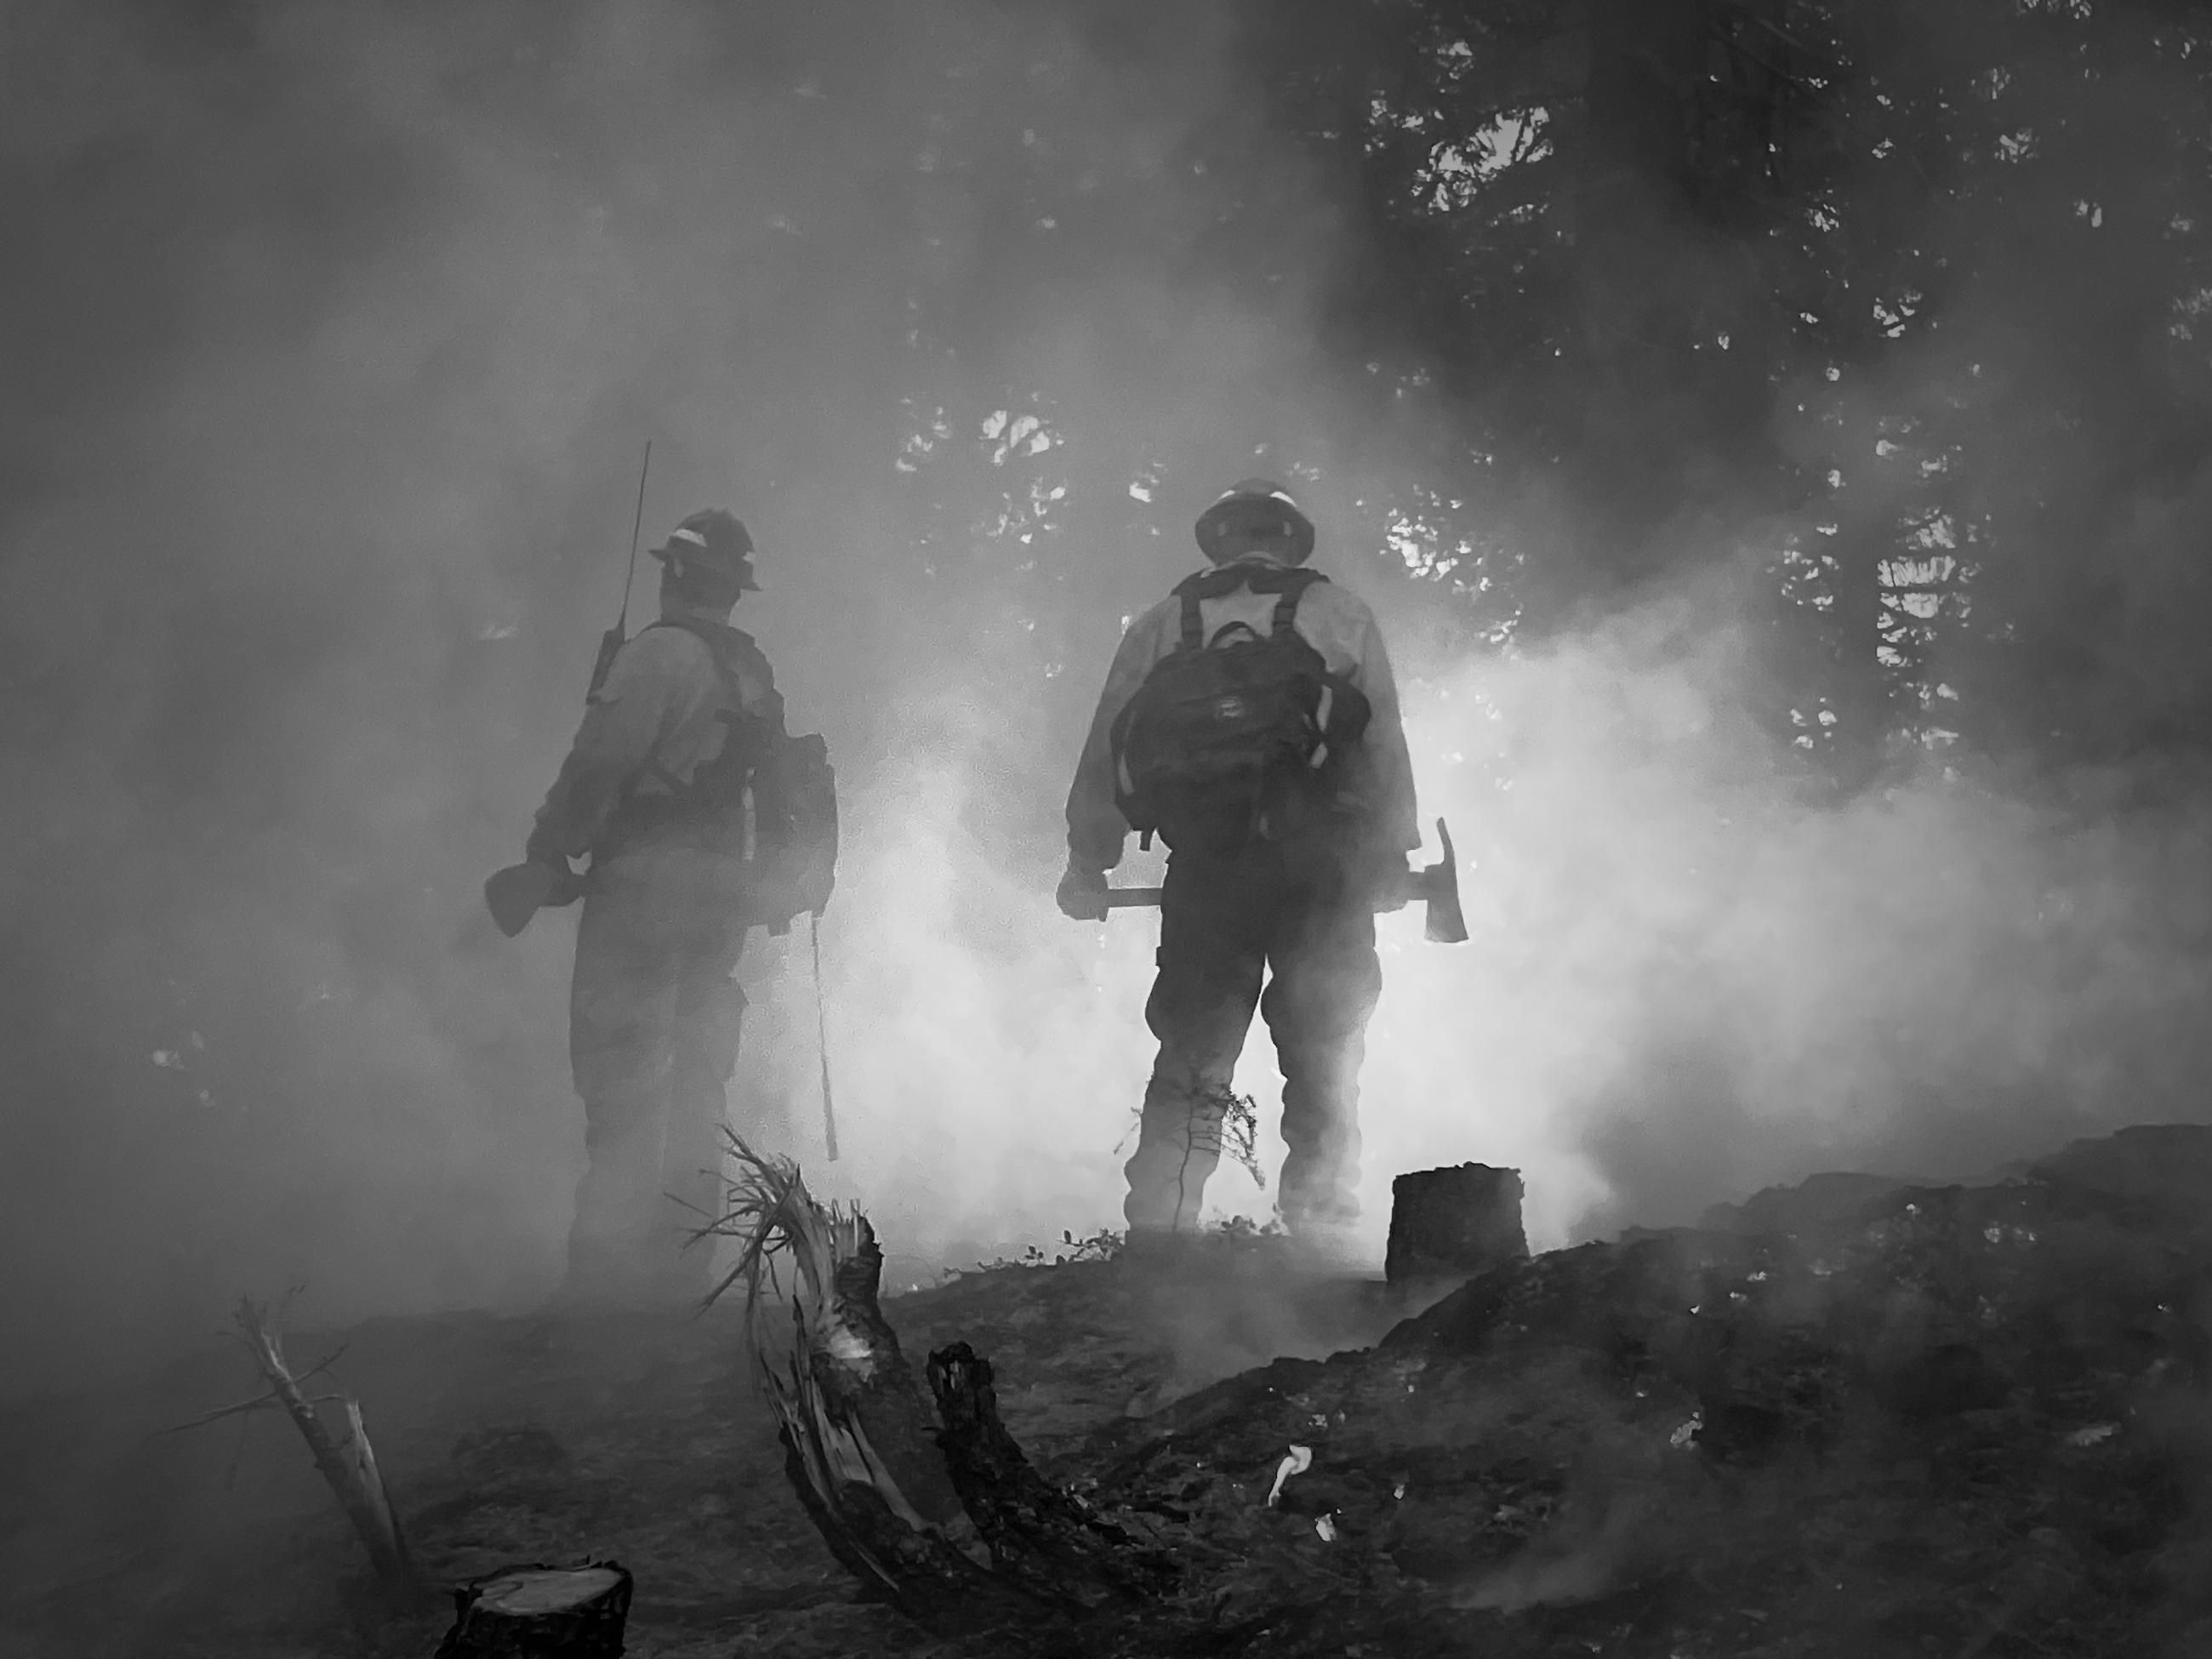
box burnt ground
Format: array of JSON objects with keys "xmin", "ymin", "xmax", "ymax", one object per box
[
  {"xmin": 8, "ymin": 1124, "xmax": 2212, "ymax": 1656},
  {"xmin": 0, "ymin": 1231, "xmax": 1410, "ymax": 1658}
]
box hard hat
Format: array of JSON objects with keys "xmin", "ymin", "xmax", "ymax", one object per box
[
  {"xmin": 650, "ymin": 509, "xmax": 760, "ymax": 590},
  {"xmin": 1194, "ymin": 477, "xmax": 1315, "ymax": 566}
]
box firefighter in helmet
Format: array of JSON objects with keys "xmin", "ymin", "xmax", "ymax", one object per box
[
  {"xmin": 1058, "ymin": 479, "xmax": 1418, "ymax": 1248},
  {"xmin": 517, "ymin": 509, "xmax": 833, "ymax": 1303}
]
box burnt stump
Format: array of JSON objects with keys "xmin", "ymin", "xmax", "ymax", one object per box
[
  {"xmin": 1384, "ymin": 1163, "xmax": 1527, "ymax": 1289},
  {"xmin": 432, "ymin": 1563, "xmax": 632, "ymax": 1658}
]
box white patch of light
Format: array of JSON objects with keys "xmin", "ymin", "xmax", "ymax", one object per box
[{"xmin": 1422, "ymin": 108, "xmax": 1549, "ymax": 211}]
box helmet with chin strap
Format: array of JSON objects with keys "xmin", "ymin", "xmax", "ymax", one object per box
[{"xmin": 1194, "ymin": 477, "xmax": 1316, "ymax": 566}]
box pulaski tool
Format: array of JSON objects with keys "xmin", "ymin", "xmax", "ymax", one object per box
[{"xmin": 1105, "ymin": 817, "xmax": 1470, "ymax": 944}]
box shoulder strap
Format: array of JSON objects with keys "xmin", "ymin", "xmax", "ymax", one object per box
[
  {"xmin": 1264, "ymin": 567, "xmax": 1328, "ymax": 637},
  {"xmin": 1178, "ymin": 587, "xmax": 1204, "ymax": 651},
  {"xmin": 643, "ymin": 617, "xmax": 784, "ymax": 730},
  {"xmin": 1169, "ymin": 570, "xmax": 1216, "ymax": 651},
  {"xmin": 1169, "ymin": 564, "xmax": 1331, "ymax": 648}
]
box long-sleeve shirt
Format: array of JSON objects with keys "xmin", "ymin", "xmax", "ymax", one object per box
[
  {"xmin": 1064, "ymin": 556, "xmax": 1420, "ymax": 872},
  {"xmin": 529, "ymin": 609, "xmax": 783, "ymax": 862}
]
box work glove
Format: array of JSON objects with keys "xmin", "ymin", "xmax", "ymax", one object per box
[
  {"xmin": 539, "ymin": 858, "xmax": 585, "ymax": 908},
  {"xmin": 1055, "ymin": 858, "xmax": 1111, "ymax": 922},
  {"xmin": 1357, "ymin": 845, "xmax": 1412, "ymax": 915},
  {"xmin": 522, "ymin": 833, "xmax": 586, "ymax": 908}
]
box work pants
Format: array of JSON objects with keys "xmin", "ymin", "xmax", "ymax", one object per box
[
  {"xmin": 567, "ymin": 844, "xmax": 749, "ymax": 1301},
  {"xmin": 1122, "ymin": 836, "xmax": 1383, "ymax": 1237}
]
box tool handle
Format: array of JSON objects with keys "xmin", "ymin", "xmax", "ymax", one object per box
[
  {"xmin": 1104, "ymin": 881, "xmax": 1411, "ymax": 910},
  {"xmin": 586, "ymin": 441, "xmax": 653, "ymax": 703}
]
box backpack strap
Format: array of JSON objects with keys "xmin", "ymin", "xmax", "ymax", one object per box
[
  {"xmin": 646, "ymin": 619, "xmax": 783, "ymax": 714},
  {"xmin": 636, "ymin": 618, "xmax": 787, "ymax": 785},
  {"xmin": 1263, "ymin": 567, "xmax": 1328, "ymax": 637},
  {"xmin": 1169, "ymin": 563, "xmax": 1331, "ymax": 649}
]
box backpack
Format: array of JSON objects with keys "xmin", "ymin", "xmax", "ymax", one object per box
[
  {"xmin": 1109, "ymin": 566, "xmax": 1370, "ymax": 854},
  {"xmin": 750, "ymin": 731, "xmax": 838, "ymax": 930}
]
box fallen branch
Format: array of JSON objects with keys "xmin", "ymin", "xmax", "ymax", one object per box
[
  {"xmin": 231, "ymin": 1298, "xmax": 415, "ymax": 1597},
  {"xmin": 156, "ymin": 1347, "xmax": 350, "ymax": 1437}
]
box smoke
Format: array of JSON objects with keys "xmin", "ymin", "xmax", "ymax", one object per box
[
  {"xmin": 5, "ymin": 0, "xmax": 2211, "ymax": 1400},
  {"xmin": 0, "ymin": 0, "xmax": 1347, "ymax": 1386},
  {"xmin": 1367, "ymin": 573, "xmax": 2212, "ymax": 1246}
]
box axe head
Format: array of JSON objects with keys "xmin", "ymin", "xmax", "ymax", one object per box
[
  {"xmin": 1413, "ymin": 818, "xmax": 1468, "ymax": 944},
  {"xmin": 484, "ymin": 860, "xmax": 583, "ymax": 938}
]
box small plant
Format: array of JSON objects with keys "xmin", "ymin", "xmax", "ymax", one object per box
[
  {"xmin": 1157, "ymin": 1085, "xmax": 1268, "ymax": 1228},
  {"xmin": 1203, "ymin": 1212, "xmax": 1286, "ymax": 1241},
  {"xmin": 1059, "ymin": 1226, "xmax": 1126, "ymax": 1263},
  {"xmin": 945, "ymin": 1226, "xmax": 1129, "ymax": 1280},
  {"xmin": 1212, "ymin": 1089, "xmax": 1266, "ymax": 1190}
]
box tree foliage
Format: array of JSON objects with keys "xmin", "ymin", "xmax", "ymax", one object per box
[{"xmin": 892, "ymin": 0, "xmax": 2212, "ymax": 785}]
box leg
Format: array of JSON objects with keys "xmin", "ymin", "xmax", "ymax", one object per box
[
  {"xmin": 1261, "ymin": 888, "xmax": 1382, "ymax": 1234},
  {"xmin": 1122, "ymin": 855, "xmax": 1268, "ymax": 1234},
  {"xmin": 659, "ymin": 921, "xmax": 749, "ymax": 1291},
  {"xmin": 567, "ymin": 874, "xmax": 684, "ymax": 1297}
]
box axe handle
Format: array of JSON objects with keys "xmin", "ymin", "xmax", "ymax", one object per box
[
  {"xmin": 1101, "ymin": 816, "xmax": 1465, "ymax": 943},
  {"xmin": 1101, "ymin": 878, "xmax": 1423, "ymax": 911}
]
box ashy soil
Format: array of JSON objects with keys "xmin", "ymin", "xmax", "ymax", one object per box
[
  {"xmin": 0, "ymin": 1232, "xmax": 1408, "ymax": 1658},
  {"xmin": 7, "ymin": 1124, "xmax": 2212, "ymax": 1657}
]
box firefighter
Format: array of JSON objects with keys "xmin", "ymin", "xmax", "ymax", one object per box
[
  {"xmin": 1058, "ymin": 479, "xmax": 1419, "ymax": 1248},
  {"xmin": 519, "ymin": 508, "xmax": 828, "ymax": 1303}
]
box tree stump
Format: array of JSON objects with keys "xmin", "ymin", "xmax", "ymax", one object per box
[
  {"xmin": 1385, "ymin": 1164, "xmax": 1528, "ymax": 1289},
  {"xmin": 433, "ymin": 1563, "xmax": 632, "ymax": 1658}
]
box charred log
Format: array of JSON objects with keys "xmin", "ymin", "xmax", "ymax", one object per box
[{"xmin": 926, "ymin": 1342, "xmax": 1179, "ymax": 1610}]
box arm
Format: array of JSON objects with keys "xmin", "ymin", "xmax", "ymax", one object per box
[
  {"xmin": 1349, "ymin": 617, "xmax": 1422, "ymax": 854},
  {"xmin": 1063, "ymin": 601, "xmax": 1175, "ymax": 874},
  {"xmin": 526, "ymin": 634, "xmax": 687, "ymax": 863}
]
